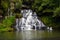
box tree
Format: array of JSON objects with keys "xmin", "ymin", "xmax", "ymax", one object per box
[
  {"xmin": 31, "ymin": 0, "xmax": 60, "ymax": 29},
  {"xmin": 53, "ymin": 7, "xmax": 60, "ymax": 17}
]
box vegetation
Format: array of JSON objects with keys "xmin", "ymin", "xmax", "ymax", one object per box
[
  {"xmin": 31, "ymin": 0, "xmax": 60, "ymax": 29},
  {"xmin": 0, "ymin": 16, "xmax": 15, "ymax": 32},
  {"xmin": 0, "ymin": 0, "xmax": 60, "ymax": 31},
  {"xmin": 0, "ymin": 0, "xmax": 22, "ymax": 32}
]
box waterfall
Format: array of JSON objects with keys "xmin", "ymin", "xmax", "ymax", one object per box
[{"xmin": 15, "ymin": 9, "xmax": 46, "ymax": 31}]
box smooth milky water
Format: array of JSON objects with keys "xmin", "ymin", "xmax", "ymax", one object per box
[{"xmin": 15, "ymin": 9, "xmax": 45, "ymax": 31}]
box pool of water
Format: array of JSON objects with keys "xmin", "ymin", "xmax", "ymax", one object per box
[{"xmin": 0, "ymin": 30, "xmax": 60, "ymax": 40}]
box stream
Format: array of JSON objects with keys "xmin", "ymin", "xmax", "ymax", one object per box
[{"xmin": 0, "ymin": 30, "xmax": 60, "ymax": 40}]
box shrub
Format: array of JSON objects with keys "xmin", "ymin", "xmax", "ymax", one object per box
[{"xmin": 0, "ymin": 16, "xmax": 15, "ymax": 32}]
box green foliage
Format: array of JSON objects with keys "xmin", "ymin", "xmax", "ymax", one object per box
[
  {"xmin": 32, "ymin": 0, "xmax": 55, "ymax": 12},
  {"xmin": 2, "ymin": 16, "xmax": 15, "ymax": 27},
  {"xmin": 53, "ymin": 7, "xmax": 60, "ymax": 17},
  {"xmin": 0, "ymin": 0, "xmax": 22, "ymax": 17},
  {"xmin": 1, "ymin": 1, "xmax": 9, "ymax": 9},
  {"xmin": 32, "ymin": 0, "xmax": 60, "ymax": 29},
  {"xmin": 0, "ymin": 0, "xmax": 10, "ymax": 17},
  {"xmin": 0, "ymin": 0, "xmax": 60, "ymax": 30},
  {"xmin": 15, "ymin": 0, "xmax": 22, "ymax": 9},
  {"xmin": 0, "ymin": 16, "xmax": 15, "ymax": 32},
  {"xmin": 41, "ymin": 16, "xmax": 53, "ymax": 26}
]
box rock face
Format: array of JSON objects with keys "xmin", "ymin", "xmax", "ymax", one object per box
[{"xmin": 15, "ymin": 9, "xmax": 46, "ymax": 31}]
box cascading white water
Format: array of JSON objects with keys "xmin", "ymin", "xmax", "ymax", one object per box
[{"xmin": 15, "ymin": 9, "xmax": 46, "ymax": 31}]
